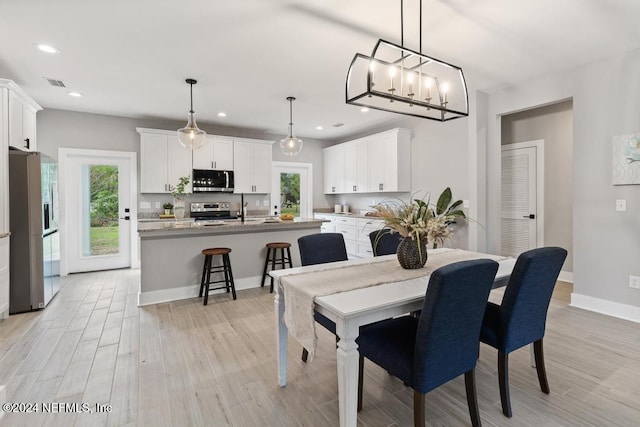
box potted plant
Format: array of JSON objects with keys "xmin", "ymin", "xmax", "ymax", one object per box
[
  {"xmin": 171, "ymin": 176, "xmax": 190, "ymax": 219},
  {"xmin": 162, "ymin": 202, "xmax": 173, "ymax": 215},
  {"xmin": 372, "ymin": 187, "xmax": 467, "ymax": 269}
]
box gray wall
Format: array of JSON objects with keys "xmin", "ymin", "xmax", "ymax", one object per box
[
  {"xmin": 501, "ymin": 100, "xmax": 574, "ymax": 272},
  {"xmin": 485, "ymin": 48, "xmax": 640, "ymax": 310},
  {"xmin": 37, "ymin": 109, "xmax": 334, "ymax": 215}
]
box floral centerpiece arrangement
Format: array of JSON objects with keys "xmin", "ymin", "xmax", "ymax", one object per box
[
  {"xmin": 171, "ymin": 176, "xmax": 190, "ymax": 219},
  {"xmin": 372, "ymin": 187, "xmax": 466, "ymax": 269}
]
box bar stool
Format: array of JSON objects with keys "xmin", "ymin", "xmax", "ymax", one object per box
[
  {"xmin": 261, "ymin": 242, "xmax": 293, "ymax": 293},
  {"xmin": 199, "ymin": 247, "xmax": 236, "ymax": 305}
]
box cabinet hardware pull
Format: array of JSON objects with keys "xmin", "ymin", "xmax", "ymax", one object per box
[
  {"xmin": 379, "ymin": 183, "xmax": 383, "ymax": 191},
  {"xmin": 523, "ymin": 214, "xmax": 536, "ymax": 219},
  {"xmin": 24, "ymin": 138, "xmax": 30, "ymax": 149}
]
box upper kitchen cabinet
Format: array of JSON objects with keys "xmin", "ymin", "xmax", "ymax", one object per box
[
  {"xmin": 233, "ymin": 138, "xmax": 273, "ymax": 194},
  {"xmin": 1, "ymin": 79, "xmax": 42, "ymax": 152},
  {"xmin": 193, "ymin": 135, "xmax": 234, "ymax": 170},
  {"xmin": 137, "ymin": 128, "xmax": 192, "ymax": 193},
  {"xmin": 343, "ymin": 138, "xmax": 368, "ymax": 193},
  {"xmin": 323, "ymin": 144, "xmax": 345, "ymax": 194},
  {"xmin": 368, "ymin": 128, "xmax": 411, "ymax": 192},
  {"xmin": 323, "ymin": 128, "xmax": 411, "ymax": 194}
]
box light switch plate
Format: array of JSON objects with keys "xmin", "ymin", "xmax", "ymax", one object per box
[
  {"xmin": 630, "ymin": 275, "xmax": 640, "ymax": 289},
  {"xmin": 463, "ymin": 200, "xmax": 470, "ymax": 208},
  {"xmin": 155, "ymin": 202, "xmax": 162, "ymax": 209},
  {"xmin": 616, "ymin": 199, "xmax": 626, "ymax": 211}
]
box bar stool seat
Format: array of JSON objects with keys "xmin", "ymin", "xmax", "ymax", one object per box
[
  {"xmin": 199, "ymin": 247, "xmax": 236, "ymax": 305},
  {"xmin": 261, "ymin": 242, "xmax": 293, "ymax": 293}
]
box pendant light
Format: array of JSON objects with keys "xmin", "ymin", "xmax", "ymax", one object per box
[
  {"xmin": 280, "ymin": 96, "xmax": 303, "ymax": 156},
  {"xmin": 177, "ymin": 78, "xmax": 206, "ymax": 150},
  {"xmin": 345, "ymin": 0, "xmax": 468, "ymax": 121}
]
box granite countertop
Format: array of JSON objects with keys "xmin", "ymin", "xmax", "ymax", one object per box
[
  {"xmin": 313, "ymin": 211, "xmax": 383, "ymax": 220},
  {"xmin": 138, "ymin": 217, "xmax": 325, "ymax": 237}
]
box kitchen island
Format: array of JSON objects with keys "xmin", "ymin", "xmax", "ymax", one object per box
[{"xmin": 138, "ymin": 218, "xmax": 324, "ymax": 306}]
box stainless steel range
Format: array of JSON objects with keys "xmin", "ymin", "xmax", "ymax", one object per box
[{"xmin": 190, "ymin": 202, "xmax": 237, "ymax": 221}]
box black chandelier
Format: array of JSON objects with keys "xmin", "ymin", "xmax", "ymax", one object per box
[{"xmin": 345, "ymin": 0, "xmax": 468, "ymax": 122}]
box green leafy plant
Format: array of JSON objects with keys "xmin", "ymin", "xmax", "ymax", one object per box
[
  {"xmin": 171, "ymin": 176, "xmax": 190, "ymax": 199},
  {"xmin": 372, "ymin": 187, "xmax": 467, "ymax": 249},
  {"xmin": 162, "ymin": 202, "xmax": 173, "ymax": 210}
]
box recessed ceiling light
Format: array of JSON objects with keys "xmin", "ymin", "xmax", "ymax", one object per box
[
  {"xmin": 67, "ymin": 91, "xmax": 83, "ymax": 97},
  {"xmin": 316, "ymin": 126, "xmax": 323, "ymax": 130},
  {"xmin": 360, "ymin": 107, "xmax": 369, "ymax": 113},
  {"xmin": 217, "ymin": 112, "xmax": 227, "ymax": 117},
  {"xmin": 35, "ymin": 44, "xmax": 59, "ymax": 54}
]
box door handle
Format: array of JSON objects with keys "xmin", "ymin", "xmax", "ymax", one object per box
[
  {"xmin": 120, "ymin": 216, "xmax": 130, "ymax": 220},
  {"xmin": 522, "ymin": 214, "xmax": 535, "ymax": 219}
]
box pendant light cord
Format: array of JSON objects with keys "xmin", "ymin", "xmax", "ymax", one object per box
[
  {"xmin": 400, "ymin": 0, "xmax": 403, "ymax": 47},
  {"xmin": 189, "ymin": 82, "xmax": 194, "ymax": 113}
]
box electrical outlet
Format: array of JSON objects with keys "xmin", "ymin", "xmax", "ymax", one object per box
[
  {"xmin": 630, "ymin": 275, "xmax": 640, "ymax": 289},
  {"xmin": 463, "ymin": 199, "xmax": 470, "ymax": 208},
  {"xmin": 263, "ymin": 199, "xmax": 269, "ymax": 206},
  {"xmin": 155, "ymin": 202, "xmax": 161, "ymax": 209},
  {"xmin": 255, "ymin": 200, "xmax": 260, "ymax": 206},
  {"xmin": 616, "ymin": 199, "xmax": 626, "ymax": 212}
]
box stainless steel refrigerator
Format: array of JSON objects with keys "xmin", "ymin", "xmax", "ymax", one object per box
[{"xmin": 8, "ymin": 149, "xmax": 59, "ymax": 313}]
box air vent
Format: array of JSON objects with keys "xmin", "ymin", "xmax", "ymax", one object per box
[{"xmin": 45, "ymin": 78, "xmax": 66, "ymax": 88}]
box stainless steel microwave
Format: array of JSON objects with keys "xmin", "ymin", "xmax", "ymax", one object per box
[{"xmin": 192, "ymin": 169, "xmax": 234, "ymax": 192}]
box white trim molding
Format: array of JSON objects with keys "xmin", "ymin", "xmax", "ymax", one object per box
[
  {"xmin": 138, "ymin": 275, "xmax": 265, "ymax": 306},
  {"xmin": 571, "ymin": 293, "xmax": 640, "ymax": 324},
  {"xmin": 558, "ymin": 270, "xmax": 573, "ymax": 283}
]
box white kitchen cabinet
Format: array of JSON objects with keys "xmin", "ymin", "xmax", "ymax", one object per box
[
  {"xmin": 314, "ymin": 213, "xmax": 335, "ymax": 233},
  {"xmin": 3, "ymin": 81, "xmax": 41, "ymax": 152},
  {"xmin": 137, "ymin": 128, "xmax": 192, "ymax": 193},
  {"xmin": 356, "ymin": 218, "xmax": 385, "ymax": 258},
  {"xmin": 333, "ymin": 216, "xmax": 358, "ymax": 257},
  {"xmin": 233, "ymin": 138, "xmax": 273, "ymax": 194},
  {"xmin": 323, "ymin": 128, "xmax": 410, "ymax": 194},
  {"xmin": 193, "ymin": 135, "xmax": 234, "ymax": 170},
  {"xmin": 323, "ymin": 144, "xmax": 345, "ymax": 194},
  {"xmin": 367, "ymin": 128, "xmax": 411, "ymax": 192},
  {"xmin": 343, "ymin": 139, "xmax": 369, "ymax": 193}
]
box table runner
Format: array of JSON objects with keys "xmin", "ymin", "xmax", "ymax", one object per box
[{"xmin": 281, "ymin": 249, "xmax": 507, "ymax": 361}]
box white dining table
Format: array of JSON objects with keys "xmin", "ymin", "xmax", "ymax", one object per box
[{"xmin": 271, "ymin": 250, "xmax": 517, "ymax": 427}]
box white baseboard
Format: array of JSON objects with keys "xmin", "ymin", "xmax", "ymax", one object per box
[
  {"xmin": 138, "ymin": 275, "xmax": 266, "ymax": 306},
  {"xmin": 571, "ymin": 293, "xmax": 640, "ymax": 324},
  {"xmin": 558, "ymin": 270, "xmax": 573, "ymax": 283}
]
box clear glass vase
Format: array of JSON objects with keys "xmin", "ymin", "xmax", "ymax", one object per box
[{"xmin": 173, "ymin": 198, "xmax": 186, "ymax": 220}]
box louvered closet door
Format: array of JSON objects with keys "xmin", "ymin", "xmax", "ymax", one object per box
[{"xmin": 501, "ymin": 147, "xmax": 537, "ymax": 257}]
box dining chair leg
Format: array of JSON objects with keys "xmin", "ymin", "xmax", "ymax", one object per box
[
  {"xmin": 358, "ymin": 356, "xmax": 364, "ymax": 412},
  {"xmin": 498, "ymin": 351, "xmax": 512, "ymax": 418},
  {"xmin": 534, "ymin": 339, "xmax": 550, "ymax": 394},
  {"xmin": 301, "ymin": 348, "xmax": 309, "ymax": 363},
  {"xmin": 465, "ymin": 369, "xmax": 482, "ymax": 427},
  {"xmin": 413, "ymin": 391, "xmax": 426, "ymax": 427}
]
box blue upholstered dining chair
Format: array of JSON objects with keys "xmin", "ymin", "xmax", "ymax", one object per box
[
  {"xmin": 479, "ymin": 246, "xmax": 567, "ymax": 418},
  {"xmin": 297, "ymin": 233, "xmax": 348, "ymax": 362},
  {"xmin": 356, "ymin": 259, "xmax": 500, "ymax": 427},
  {"xmin": 369, "ymin": 229, "xmax": 403, "ymax": 256}
]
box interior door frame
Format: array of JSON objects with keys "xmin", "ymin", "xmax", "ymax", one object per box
[
  {"xmin": 501, "ymin": 139, "xmax": 545, "ymax": 253},
  {"xmin": 271, "ymin": 161, "xmax": 313, "ymax": 218},
  {"xmin": 58, "ymin": 148, "xmax": 138, "ymax": 276}
]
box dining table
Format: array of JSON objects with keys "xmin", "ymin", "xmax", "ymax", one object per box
[{"xmin": 271, "ymin": 248, "xmax": 517, "ymax": 427}]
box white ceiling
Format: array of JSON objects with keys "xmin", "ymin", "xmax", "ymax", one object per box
[{"xmin": 2, "ymin": 0, "xmax": 640, "ymax": 140}]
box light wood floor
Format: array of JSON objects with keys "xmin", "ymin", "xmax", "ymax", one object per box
[{"xmin": 1, "ymin": 270, "xmax": 639, "ymax": 426}]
